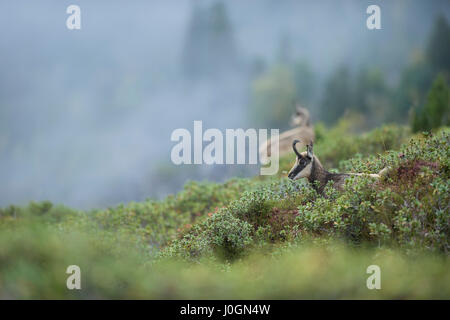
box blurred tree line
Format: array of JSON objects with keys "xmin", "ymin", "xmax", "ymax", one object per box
[
  {"xmin": 249, "ymin": 15, "xmax": 450, "ymax": 132},
  {"xmin": 249, "ymin": 36, "xmax": 316, "ymax": 131},
  {"xmin": 182, "ymin": 1, "xmax": 239, "ymax": 80},
  {"xmin": 410, "ymin": 15, "xmax": 450, "ymax": 132}
]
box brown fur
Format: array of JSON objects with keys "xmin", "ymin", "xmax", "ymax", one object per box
[
  {"xmin": 306, "ymin": 155, "xmax": 350, "ymax": 194},
  {"xmin": 259, "ymin": 105, "xmax": 314, "ymax": 163}
]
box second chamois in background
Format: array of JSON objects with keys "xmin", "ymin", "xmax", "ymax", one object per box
[{"xmin": 259, "ymin": 103, "xmax": 315, "ymax": 164}]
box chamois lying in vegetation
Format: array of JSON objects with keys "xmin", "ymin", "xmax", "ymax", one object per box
[
  {"xmin": 288, "ymin": 140, "xmax": 387, "ymax": 194},
  {"xmin": 259, "ymin": 104, "xmax": 315, "ymax": 164}
]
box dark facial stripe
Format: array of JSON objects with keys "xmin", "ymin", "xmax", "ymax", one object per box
[{"xmin": 288, "ymin": 157, "xmax": 311, "ymax": 178}]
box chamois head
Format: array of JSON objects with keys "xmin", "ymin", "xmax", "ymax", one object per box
[
  {"xmin": 290, "ymin": 104, "xmax": 311, "ymax": 127},
  {"xmin": 287, "ymin": 140, "xmax": 314, "ymax": 180}
]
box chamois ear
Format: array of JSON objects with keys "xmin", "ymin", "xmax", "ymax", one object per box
[
  {"xmin": 295, "ymin": 102, "xmax": 303, "ymax": 115},
  {"xmin": 292, "ymin": 140, "xmax": 301, "ymax": 158},
  {"xmin": 306, "ymin": 142, "xmax": 314, "ymax": 159}
]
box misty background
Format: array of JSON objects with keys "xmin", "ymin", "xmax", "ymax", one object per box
[{"xmin": 0, "ymin": 0, "xmax": 449, "ymax": 209}]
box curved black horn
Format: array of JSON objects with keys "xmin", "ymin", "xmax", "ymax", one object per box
[
  {"xmin": 292, "ymin": 140, "xmax": 301, "ymax": 157},
  {"xmin": 307, "ymin": 141, "xmax": 314, "ymax": 158}
]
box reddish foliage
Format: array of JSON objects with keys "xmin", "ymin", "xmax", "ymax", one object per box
[
  {"xmin": 395, "ymin": 160, "xmax": 439, "ymax": 181},
  {"xmin": 266, "ymin": 207, "xmax": 299, "ymax": 240},
  {"xmin": 176, "ymin": 223, "xmax": 193, "ymax": 239}
]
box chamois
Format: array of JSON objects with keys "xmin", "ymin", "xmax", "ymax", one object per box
[
  {"xmin": 288, "ymin": 140, "xmax": 385, "ymax": 194},
  {"xmin": 259, "ymin": 103, "xmax": 315, "ymax": 164}
]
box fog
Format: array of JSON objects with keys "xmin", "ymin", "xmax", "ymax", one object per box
[{"xmin": 0, "ymin": 0, "xmax": 448, "ymax": 208}]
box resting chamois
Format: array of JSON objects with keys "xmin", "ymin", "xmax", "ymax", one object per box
[{"xmin": 288, "ymin": 140, "xmax": 385, "ymax": 194}]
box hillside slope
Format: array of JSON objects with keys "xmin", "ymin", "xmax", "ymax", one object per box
[{"xmin": 0, "ymin": 124, "xmax": 448, "ymax": 299}]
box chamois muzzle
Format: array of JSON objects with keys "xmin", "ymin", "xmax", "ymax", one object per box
[{"xmin": 288, "ymin": 170, "xmax": 296, "ymax": 180}]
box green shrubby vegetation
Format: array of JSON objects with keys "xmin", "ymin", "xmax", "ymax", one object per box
[
  {"xmin": 1, "ymin": 123, "xmax": 448, "ymax": 299},
  {"xmin": 2, "ymin": 220, "xmax": 450, "ymax": 299},
  {"xmin": 165, "ymin": 128, "xmax": 448, "ymax": 262}
]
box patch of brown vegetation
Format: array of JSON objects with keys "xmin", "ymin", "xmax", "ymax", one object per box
[
  {"xmin": 395, "ymin": 160, "xmax": 439, "ymax": 181},
  {"xmin": 266, "ymin": 207, "xmax": 299, "ymax": 240}
]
